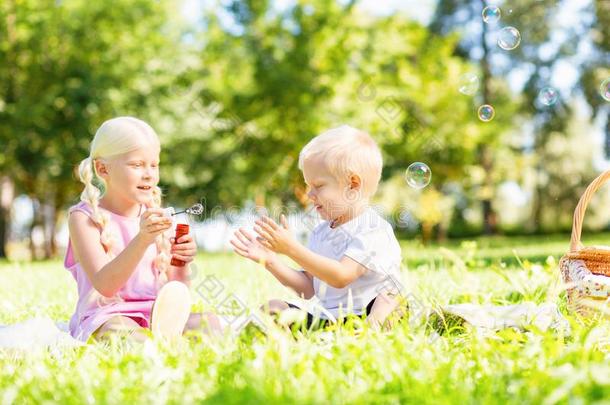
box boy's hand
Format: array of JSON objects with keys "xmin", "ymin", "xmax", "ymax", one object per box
[
  {"xmin": 254, "ymin": 215, "xmax": 299, "ymax": 256},
  {"xmin": 231, "ymin": 228, "xmax": 277, "ymax": 266}
]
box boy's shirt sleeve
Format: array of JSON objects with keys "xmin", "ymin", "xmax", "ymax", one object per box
[
  {"xmin": 342, "ymin": 227, "xmax": 393, "ymax": 275},
  {"xmin": 300, "ymin": 224, "xmax": 319, "ymax": 275}
]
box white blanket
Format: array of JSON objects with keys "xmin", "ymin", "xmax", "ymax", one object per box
[
  {"xmin": 0, "ymin": 317, "xmax": 84, "ymax": 349},
  {"xmin": 440, "ymin": 302, "xmax": 569, "ymax": 332}
]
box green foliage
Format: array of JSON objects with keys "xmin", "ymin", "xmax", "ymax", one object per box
[
  {"xmin": 0, "ymin": 0, "xmax": 183, "ymax": 256},
  {"xmin": 0, "ymin": 0, "xmax": 608, "ymax": 256},
  {"xmin": 0, "ymin": 0, "xmax": 178, "ymax": 202},
  {"xmin": 161, "ymin": 1, "xmax": 513, "ymax": 210}
]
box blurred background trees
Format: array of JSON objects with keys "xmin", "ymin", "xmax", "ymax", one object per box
[{"xmin": 0, "ymin": 0, "xmax": 608, "ymax": 258}]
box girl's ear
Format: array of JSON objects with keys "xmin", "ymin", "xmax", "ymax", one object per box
[{"xmin": 94, "ymin": 159, "xmax": 109, "ymax": 178}]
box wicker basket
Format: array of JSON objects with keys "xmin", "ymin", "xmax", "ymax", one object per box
[{"xmin": 559, "ymin": 170, "xmax": 610, "ymax": 316}]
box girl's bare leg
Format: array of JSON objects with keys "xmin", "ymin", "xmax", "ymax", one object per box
[{"xmin": 94, "ymin": 316, "xmax": 148, "ymax": 342}]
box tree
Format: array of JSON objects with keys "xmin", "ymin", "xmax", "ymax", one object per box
[
  {"xmin": 429, "ymin": 0, "xmax": 565, "ymax": 234},
  {"xmin": 163, "ymin": 0, "xmax": 510, "ymax": 236},
  {"xmin": 0, "ymin": 0, "xmax": 180, "ymax": 257}
]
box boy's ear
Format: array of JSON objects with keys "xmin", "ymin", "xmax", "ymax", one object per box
[{"xmin": 349, "ymin": 174, "xmax": 362, "ymax": 190}]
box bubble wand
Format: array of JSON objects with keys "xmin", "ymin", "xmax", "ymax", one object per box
[
  {"xmin": 171, "ymin": 203, "xmax": 204, "ymax": 216},
  {"xmin": 166, "ymin": 203, "xmax": 204, "ymax": 266}
]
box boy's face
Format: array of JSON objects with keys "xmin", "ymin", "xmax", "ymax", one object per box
[{"xmin": 302, "ymin": 155, "xmax": 359, "ymax": 222}]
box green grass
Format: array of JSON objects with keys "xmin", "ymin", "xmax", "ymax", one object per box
[{"xmin": 1, "ymin": 234, "xmax": 610, "ymax": 404}]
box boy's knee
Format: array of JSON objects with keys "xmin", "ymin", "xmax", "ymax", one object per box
[
  {"xmin": 261, "ymin": 299, "xmax": 289, "ymax": 314},
  {"xmin": 368, "ymin": 293, "xmax": 404, "ymax": 329},
  {"xmin": 184, "ymin": 312, "xmax": 223, "ymax": 335}
]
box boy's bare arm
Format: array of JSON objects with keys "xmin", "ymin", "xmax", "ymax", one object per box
[
  {"xmin": 255, "ymin": 215, "xmax": 368, "ymax": 289},
  {"xmin": 265, "ymin": 257, "xmax": 315, "ymax": 298},
  {"xmin": 288, "ymin": 243, "xmax": 367, "ymax": 289},
  {"xmin": 231, "ymin": 227, "xmax": 314, "ymax": 298}
]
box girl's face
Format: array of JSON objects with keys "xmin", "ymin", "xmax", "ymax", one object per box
[
  {"xmin": 97, "ymin": 145, "xmax": 161, "ymax": 207},
  {"xmin": 303, "ymin": 155, "xmax": 358, "ymax": 222}
]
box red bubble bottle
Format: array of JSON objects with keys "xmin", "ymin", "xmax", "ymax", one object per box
[{"xmin": 170, "ymin": 223, "xmax": 190, "ymax": 266}]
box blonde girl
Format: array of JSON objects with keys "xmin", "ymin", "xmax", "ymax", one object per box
[{"xmin": 66, "ymin": 116, "xmax": 213, "ymax": 341}]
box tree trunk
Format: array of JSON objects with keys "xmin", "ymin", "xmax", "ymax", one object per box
[
  {"xmin": 42, "ymin": 200, "xmax": 55, "ymax": 259},
  {"xmin": 422, "ymin": 222, "xmax": 433, "ymax": 245},
  {"xmin": 0, "ymin": 205, "xmax": 6, "ymax": 258},
  {"xmin": 254, "ymin": 193, "xmax": 265, "ymax": 208},
  {"xmin": 29, "ymin": 198, "xmax": 42, "ymax": 261},
  {"xmin": 50, "ymin": 187, "xmax": 69, "ymax": 258},
  {"xmin": 0, "ymin": 177, "xmax": 14, "ymax": 258},
  {"xmin": 529, "ymin": 164, "xmax": 544, "ymax": 233},
  {"xmin": 0, "ymin": 3, "xmax": 18, "ymax": 257},
  {"xmin": 436, "ymin": 222, "xmax": 448, "ymax": 243},
  {"xmin": 479, "ymin": 0, "xmax": 497, "ymax": 235}
]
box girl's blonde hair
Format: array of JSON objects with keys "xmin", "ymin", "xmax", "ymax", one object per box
[
  {"xmin": 298, "ymin": 125, "xmax": 383, "ymax": 198},
  {"xmin": 77, "ymin": 116, "xmax": 171, "ymax": 285}
]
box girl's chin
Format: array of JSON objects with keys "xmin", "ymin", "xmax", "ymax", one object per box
[{"xmin": 134, "ymin": 195, "xmax": 154, "ymax": 205}]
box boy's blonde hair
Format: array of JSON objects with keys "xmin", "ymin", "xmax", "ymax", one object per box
[
  {"xmin": 77, "ymin": 116, "xmax": 171, "ymax": 286},
  {"xmin": 298, "ymin": 125, "xmax": 383, "ymax": 198}
]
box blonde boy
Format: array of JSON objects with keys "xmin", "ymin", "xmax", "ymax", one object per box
[{"xmin": 231, "ymin": 125, "xmax": 403, "ymax": 328}]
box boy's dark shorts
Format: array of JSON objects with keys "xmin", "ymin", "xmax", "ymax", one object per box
[{"xmin": 286, "ymin": 297, "xmax": 377, "ymax": 329}]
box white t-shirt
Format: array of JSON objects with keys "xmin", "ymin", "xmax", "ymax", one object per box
[{"xmin": 306, "ymin": 207, "xmax": 403, "ymax": 319}]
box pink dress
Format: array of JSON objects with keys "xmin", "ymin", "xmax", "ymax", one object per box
[{"xmin": 64, "ymin": 202, "xmax": 162, "ymax": 341}]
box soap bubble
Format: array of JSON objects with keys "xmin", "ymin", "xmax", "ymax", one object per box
[
  {"xmin": 497, "ymin": 26, "xmax": 521, "ymax": 50},
  {"xmin": 538, "ymin": 86, "xmax": 559, "ymax": 106},
  {"xmin": 186, "ymin": 203, "xmax": 204, "ymax": 215},
  {"xmin": 185, "ymin": 202, "xmax": 205, "ymax": 225},
  {"xmin": 459, "ymin": 73, "xmax": 480, "ymax": 96},
  {"xmin": 477, "ymin": 104, "xmax": 495, "ymax": 122},
  {"xmin": 405, "ymin": 162, "xmax": 431, "ymax": 190},
  {"xmin": 482, "ymin": 6, "xmax": 501, "ymax": 24},
  {"xmin": 601, "ymin": 78, "xmax": 610, "ymax": 102}
]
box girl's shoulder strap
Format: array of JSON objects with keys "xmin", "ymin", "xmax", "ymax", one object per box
[{"xmin": 68, "ymin": 201, "xmax": 94, "ymax": 219}]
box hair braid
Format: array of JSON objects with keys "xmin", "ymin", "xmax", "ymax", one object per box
[{"xmin": 77, "ymin": 157, "xmax": 116, "ymax": 254}]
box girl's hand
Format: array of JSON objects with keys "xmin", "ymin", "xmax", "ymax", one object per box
[
  {"xmin": 138, "ymin": 208, "xmax": 172, "ymax": 245},
  {"xmin": 231, "ymin": 228, "xmax": 277, "ymax": 266},
  {"xmin": 170, "ymin": 233, "xmax": 197, "ymax": 266},
  {"xmin": 254, "ymin": 215, "xmax": 299, "ymax": 256}
]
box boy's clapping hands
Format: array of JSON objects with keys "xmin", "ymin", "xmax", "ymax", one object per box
[
  {"xmin": 254, "ymin": 215, "xmax": 299, "ymax": 256},
  {"xmin": 231, "ymin": 227, "xmax": 277, "ymax": 265},
  {"xmin": 231, "ymin": 215, "xmax": 315, "ymax": 299}
]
